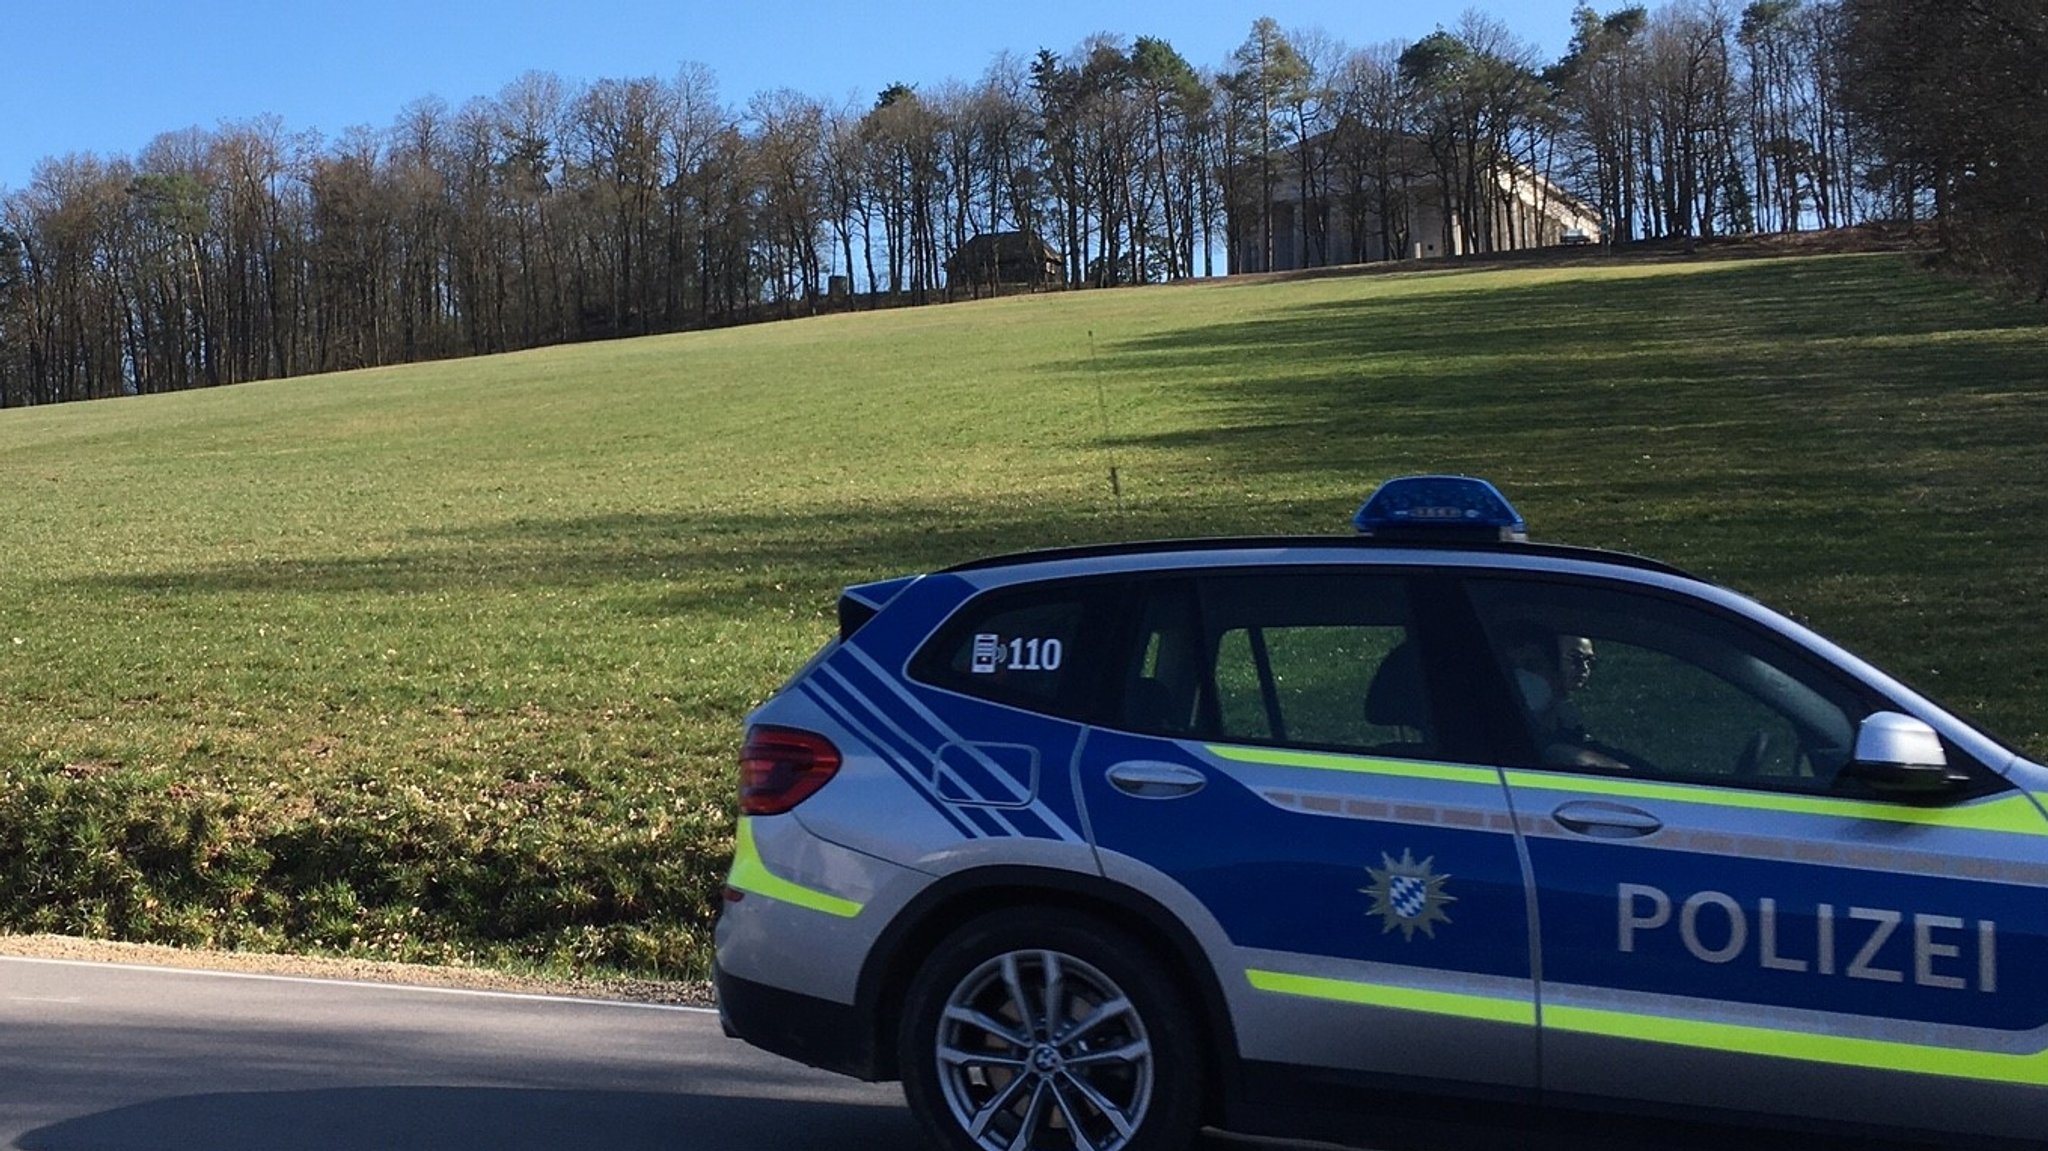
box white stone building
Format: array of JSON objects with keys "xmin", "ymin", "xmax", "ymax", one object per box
[{"xmin": 1235, "ymin": 140, "xmax": 1605, "ymax": 273}]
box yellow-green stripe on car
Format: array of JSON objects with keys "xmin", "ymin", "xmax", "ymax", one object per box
[
  {"xmin": 1208, "ymin": 744, "xmax": 1502, "ymax": 787},
  {"xmin": 1246, "ymin": 968, "xmax": 1535, "ymax": 1026},
  {"xmin": 1205, "ymin": 744, "xmax": 2048, "ymax": 837},
  {"xmin": 1247, "ymin": 967, "xmax": 2048, "ymax": 1087},
  {"xmin": 1503, "ymin": 770, "xmax": 2048, "ymax": 834},
  {"xmin": 1546, "ymin": 1003, "xmax": 2048, "ymax": 1088},
  {"xmin": 726, "ymin": 817, "xmax": 865, "ymax": 918}
]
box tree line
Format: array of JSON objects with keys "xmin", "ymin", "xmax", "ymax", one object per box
[
  {"xmin": 1836, "ymin": 0, "xmax": 2047, "ymax": 300},
  {"xmin": 0, "ymin": 1, "xmax": 2039, "ymax": 408}
]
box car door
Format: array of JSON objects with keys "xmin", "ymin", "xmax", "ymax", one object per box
[
  {"xmin": 1465, "ymin": 574, "xmax": 2048, "ymax": 1142},
  {"xmin": 1074, "ymin": 567, "xmax": 1542, "ymax": 1108}
]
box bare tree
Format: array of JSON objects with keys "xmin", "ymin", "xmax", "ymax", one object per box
[
  {"xmin": 495, "ymin": 71, "xmax": 570, "ymax": 345},
  {"xmin": 571, "ymin": 77, "xmax": 675, "ymax": 336},
  {"xmin": 1228, "ymin": 18, "xmax": 1310, "ymax": 270},
  {"xmin": 1554, "ymin": 5, "xmax": 1650, "ymax": 242},
  {"xmin": 388, "ymin": 97, "xmax": 452, "ymax": 361},
  {"xmin": 818, "ymin": 98, "xmax": 869, "ymax": 299},
  {"xmin": 749, "ymin": 88, "xmax": 829, "ymax": 311},
  {"xmin": 1641, "ymin": 3, "xmax": 1737, "ymax": 242},
  {"xmin": 1330, "ymin": 42, "xmax": 1423, "ymax": 261},
  {"xmin": 1839, "ymin": 0, "xmax": 2048, "ymax": 295},
  {"xmin": 1130, "ymin": 37, "xmax": 1208, "ymax": 279},
  {"xmin": 975, "ymin": 55, "xmax": 1044, "ymax": 261},
  {"xmin": 1281, "ymin": 27, "xmax": 1342, "ymax": 267}
]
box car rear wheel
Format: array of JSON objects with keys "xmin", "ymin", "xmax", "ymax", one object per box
[{"xmin": 899, "ymin": 908, "xmax": 1201, "ymax": 1151}]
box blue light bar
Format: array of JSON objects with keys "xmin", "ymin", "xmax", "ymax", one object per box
[{"xmin": 1353, "ymin": 475, "xmax": 1527, "ymax": 542}]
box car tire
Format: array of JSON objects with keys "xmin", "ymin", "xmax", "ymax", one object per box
[{"xmin": 898, "ymin": 907, "xmax": 1203, "ymax": 1151}]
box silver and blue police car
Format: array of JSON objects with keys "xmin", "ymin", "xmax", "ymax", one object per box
[{"xmin": 714, "ymin": 476, "xmax": 2047, "ymax": 1151}]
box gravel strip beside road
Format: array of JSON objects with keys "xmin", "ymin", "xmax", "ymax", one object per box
[{"xmin": 0, "ymin": 934, "xmax": 715, "ymax": 1007}]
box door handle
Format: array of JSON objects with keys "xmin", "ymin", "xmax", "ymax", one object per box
[
  {"xmin": 1552, "ymin": 800, "xmax": 1663, "ymax": 838},
  {"xmin": 1106, "ymin": 760, "xmax": 1207, "ymax": 799}
]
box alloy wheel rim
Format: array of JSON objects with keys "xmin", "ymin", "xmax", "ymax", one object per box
[{"xmin": 934, "ymin": 948, "xmax": 1154, "ymax": 1151}]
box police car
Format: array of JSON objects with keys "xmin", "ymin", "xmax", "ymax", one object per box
[{"xmin": 714, "ymin": 476, "xmax": 2048, "ymax": 1151}]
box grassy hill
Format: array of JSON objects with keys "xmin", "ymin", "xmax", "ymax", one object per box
[{"xmin": 3, "ymin": 250, "xmax": 2045, "ymax": 977}]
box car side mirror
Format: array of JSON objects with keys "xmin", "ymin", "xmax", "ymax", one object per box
[{"xmin": 1843, "ymin": 711, "xmax": 1959, "ymax": 795}]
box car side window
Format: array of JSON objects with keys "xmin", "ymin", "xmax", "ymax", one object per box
[
  {"xmin": 910, "ymin": 583, "xmax": 1105, "ymax": 717},
  {"xmin": 1467, "ymin": 577, "xmax": 1861, "ymax": 791},
  {"xmin": 1115, "ymin": 572, "xmax": 1438, "ymax": 758}
]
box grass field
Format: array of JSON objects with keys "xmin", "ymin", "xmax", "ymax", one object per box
[{"xmin": 2, "ymin": 250, "xmax": 2045, "ymax": 977}]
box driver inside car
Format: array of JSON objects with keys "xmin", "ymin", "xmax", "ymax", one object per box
[{"xmin": 1499, "ymin": 624, "xmax": 1629, "ymax": 772}]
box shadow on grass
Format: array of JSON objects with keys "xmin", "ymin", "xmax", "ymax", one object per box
[
  {"xmin": 1073, "ymin": 256, "xmax": 2048, "ymax": 565},
  {"xmin": 69, "ymin": 499, "xmax": 1197, "ymax": 619},
  {"xmin": 1084, "ymin": 256, "xmax": 2044, "ymax": 465}
]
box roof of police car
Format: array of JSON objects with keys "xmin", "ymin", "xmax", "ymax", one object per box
[
  {"xmin": 941, "ymin": 535, "xmax": 1691, "ymax": 579},
  {"xmin": 921, "ymin": 531, "xmax": 2026, "ymax": 774}
]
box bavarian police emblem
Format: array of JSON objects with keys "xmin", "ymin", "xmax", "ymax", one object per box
[{"xmin": 1364, "ymin": 849, "xmax": 1455, "ymax": 940}]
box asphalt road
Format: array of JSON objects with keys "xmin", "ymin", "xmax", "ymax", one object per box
[{"xmin": 0, "ymin": 955, "xmax": 925, "ymax": 1150}]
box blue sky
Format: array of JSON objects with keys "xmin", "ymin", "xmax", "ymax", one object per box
[{"xmin": 2, "ymin": 0, "xmax": 1589, "ymax": 193}]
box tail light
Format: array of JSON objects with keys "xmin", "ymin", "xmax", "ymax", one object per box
[{"xmin": 739, "ymin": 725, "xmax": 842, "ymax": 815}]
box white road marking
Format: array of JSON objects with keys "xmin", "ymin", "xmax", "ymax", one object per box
[{"xmin": 0, "ymin": 954, "xmax": 718, "ymax": 1014}]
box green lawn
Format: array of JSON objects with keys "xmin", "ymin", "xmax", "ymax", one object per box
[{"xmin": 2, "ymin": 251, "xmax": 2044, "ymax": 977}]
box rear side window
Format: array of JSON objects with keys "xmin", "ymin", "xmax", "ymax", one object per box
[
  {"xmin": 910, "ymin": 582, "xmax": 1106, "ymax": 717},
  {"xmin": 1116, "ymin": 572, "xmax": 1437, "ymax": 758},
  {"xmin": 1212, "ymin": 621, "xmax": 1417, "ymax": 748}
]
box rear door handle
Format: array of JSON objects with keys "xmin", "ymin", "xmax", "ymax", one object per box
[
  {"xmin": 1552, "ymin": 800, "xmax": 1663, "ymax": 838},
  {"xmin": 1106, "ymin": 761, "xmax": 1207, "ymax": 799}
]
